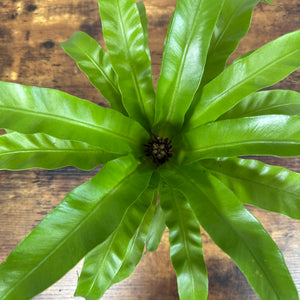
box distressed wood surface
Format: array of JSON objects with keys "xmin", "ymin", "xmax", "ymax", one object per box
[{"xmin": 0, "ymin": 0, "xmax": 300, "ymax": 299}]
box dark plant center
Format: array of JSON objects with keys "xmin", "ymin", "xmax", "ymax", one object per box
[{"xmin": 144, "ymin": 135, "xmax": 173, "ymax": 166}]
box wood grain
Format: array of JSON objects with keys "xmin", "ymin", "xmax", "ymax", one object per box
[{"xmin": 0, "ymin": 0, "xmax": 300, "ymax": 299}]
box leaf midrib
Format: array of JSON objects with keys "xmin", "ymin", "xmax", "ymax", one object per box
[
  {"xmin": 172, "ymin": 189, "xmax": 196, "ymax": 298},
  {"xmin": 199, "ymin": 48, "xmax": 300, "ymax": 121},
  {"xmin": 228, "ymin": 102, "xmax": 300, "ymax": 118},
  {"xmin": 110, "ymin": 199, "xmax": 152, "ymax": 285},
  {"xmin": 0, "ymin": 148, "xmax": 107, "ymax": 155},
  {"xmin": 2, "ymin": 164, "xmax": 140, "ymax": 299},
  {"xmin": 0, "ymin": 105, "xmax": 139, "ymax": 147},
  {"xmin": 203, "ymin": 160, "xmax": 300, "ymax": 199},
  {"xmin": 116, "ymin": 0, "xmax": 148, "ymax": 123},
  {"xmin": 210, "ymin": 2, "xmax": 243, "ymax": 53},
  {"xmin": 74, "ymin": 42, "xmax": 120, "ymax": 97},
  {"xmin": 178, "ymin": 166, "xmax": 281, "ymax": 299},
  {"xmin": 86, "ymin": 229, "xmax": 118, "ymax": 296},
  {"xmin": 86, "ymin": 187, "xmax": 153, "ymax": 295},
  {"xmin": 163, "ymin": 0, "xmax": 204, "ymax": 127},
  {"xmin": 186, "ymin": 140, "xmax": 300, "ymax": 155}
]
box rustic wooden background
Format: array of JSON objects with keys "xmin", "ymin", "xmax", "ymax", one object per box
[{"xmin": 0, "ymin": 0, "xmax": 300, "ymax": 299}]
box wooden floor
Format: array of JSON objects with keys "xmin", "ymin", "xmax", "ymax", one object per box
[{"xmin": 0, "ymin": 0, "xmax": 299, "ymax": 299}]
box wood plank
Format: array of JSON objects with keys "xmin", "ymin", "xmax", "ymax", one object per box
[{"xmin": 0, "ymin": 0, "xmax": 299, "ymax": 299}]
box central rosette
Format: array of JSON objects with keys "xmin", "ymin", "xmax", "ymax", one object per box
[{"xmin": 144, "ymin": 135, "xmax": 173, "ymax": 166}]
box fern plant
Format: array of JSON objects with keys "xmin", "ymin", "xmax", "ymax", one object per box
[{"xmin": 0, "ymin": 0, "xmax": 300, "ymax": 299}]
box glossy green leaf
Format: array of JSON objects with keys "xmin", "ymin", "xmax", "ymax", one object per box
[
  {"xmin": 98, "ymin": 0, "xmax": 155, "ymax": 129},
  {"xmin": 186, "ymin": 0, "xmax": 259, "ymax": 121},
  {"xmin": 201, "ymin": 157, "xmax": 300, "ymax": 219},
  {"xmin": 146, "ymin": 203, "xmax": 166, "ymax": 253},
  {"xmin": 186, "ymin": 29, "xmax": 300, "ymax": 129},
  {"xmin": 111, "ymin": 198, "xmax": 155, "ymax": 285},
  {"xmin": 75, "ymin": 185, "xmax": 156, "ymax": 299},
  {"xmin": 60, "ymin": 31, "xmax": 126, "ymax": 114},
  {"xmin": 137, "ymin": 1, "xmax": 151, "ymax": 61},
  {"xmin": 218, "ymin": 90, "xmax": 300, "ymax": 120},
  {"xmin": 111, "ymin": 173, "xmax": 159, "ymax": 284},
  {"xmin": 201, "ymin": 0, "xmax": 259, "ymax": 85},
  {"xmin": 160, "ymin": 185, "xmax": 208, "ymax": 300},
  {"xmin": 0, "ymin": 132, "xmax": 118, "ymax": 170},
  {"xmin": 154, "ymin": 0, "xmax": 224, "ymax": 137},
  {"xmin": 0, "ymin": 82, "xmax": 149, "ymax": 155},
  {"xmin": 178, "ymin": 115, "xmax": 300, "ymax": 164},
  {"xmin": 0, "ymin": 155, "xmax": 153, "ymax": 300},
  {"xmin": 161, "ymin": 163, "xmax": 299, "ymax": 300}
]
